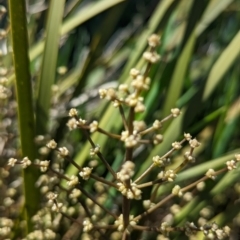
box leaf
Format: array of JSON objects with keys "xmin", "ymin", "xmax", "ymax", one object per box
[
  {"xmin": 162, "ymin": 32, "xmax": 195, "ymax": 117},
  {"xmin": 8, "ymin": 0, "xmax": 40, "ymax": 232},
  {"xmin": 176, "ymin": 149, "xmax": 240, "ymax": 182},
  {"xmin": 203, "ymin": 30, "xmax": 240, "ymax": 100},
  {"xmin": 29, "ymin": 0, "xmax": 125, "ymax": 62},
  {"xmin": 36, "ymin": 0, "xmax": 65, "ymax": 134},
  {"xmin": 196, "ymin": 0, "xmax": 235, "ymax": 36}
]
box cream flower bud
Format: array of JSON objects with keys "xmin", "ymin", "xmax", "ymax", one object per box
[
  {"xmin": 121, "ymin": 130, "xmax": 129, "ymax": 141},
  {"xmin": 130, "ymin": 68, "xmax": 140, "ymax": 78},
  {"xmin": 143, "ymin": 51, "xmax": 160, "ymax": 63},
  {"xmin": 67, "ymin": 118, "xmax": 78, "ymax": 130},
  {"xmin": 40, "ymin": 160, "xmax": 49, "ymax": 172},
  {"xmin": 160, "ymin": 222, "xmax": 171, "ymax": 234},
  {"xmin": 78, "ymin": 118, "xmax": 86, "ymax": 125},
  {"xmin": 99, "ymin": 88, "xmax": 107, "ymax": 99},
  {"xmin": 46, "ymin": 139, "xmax": 57, "ymax": 149},
  {"xmin": 58, "ymin": 147, "xmax": 69, "ymax": 157},
  {"xmin": 117, "ymin": 161, "xmax": 135, "ymax": 181},
  {"xmin": 184, "ymin": 152, "xmax": 195, "ymax": 163},
  {"xmin": 148, "ymin": 34, "xmax": 161, "ymax": 47},
  {"xmin": 171, "ymin": 108, "xmax": 181, "ymax": 117},
  {"xmin": 134, "ymin": 102, "xmax": 145, "ymax": 113},
  {"xmin": 153, "ymin": 120, "xmax": 162, "ymax": 129},
  {"xmin": 153, "ymin": 134, "xmax": 163, "ymax": 145},
  {"xmin": 106, "ymin": 88, "xmax": 116, "ymax": 100},
  {"xmin": 47, "ymin": 192, "xmax": 58, "ymax": 201},
  {"xmin": 133, "ymin": 120, "xmax": 146, "ymax": 132},
  {"xmin": 8, "ymin": 158, "xmax": 17, "ymax": 167},
  {"xmin": 118, "ymin": 84, "xmax": 128, "ymax": 92},
  {"xmin": 172, "ymin": 141, "xmax": 182, "ymax": 150},
  {"xmin": 68, "ymin": 108, "xmax": 78, "ymax": 117},
  {"xmin": 189, "ymin": 138, "xmax": 201, "ymax": 148},
  {"xmin": 67, "ymin": 175, "xmax": 79, "ymax": 187},
  {"xmin": 205, "ymin": 169, "xmax": 216, "ymax": 180},
  {"xmin": 90, "ymin": 145, "xmax": 100, "ymax": 157},
  {"xmin": 226, "ymin": 160, "xmax": 237, "ymax": 171},
  {"xmin": 235, "ymin": 154, "xmax": 240, "ymax": 161},
  {"xmin": 152, "ymin": 155, "xmax": 163, "ymax": 167},
  {"xmin": 69, "ymin": 188, "xmax": 81, "ymax": 199},
  {"xmin": 184, "ymin": 133, "xmax": 192, "ymax": 141},
  {"xmin": 89, "ymin": 121, "xmax": 98, "ymax": 133},
  {"xmin": 21, "ymin": 157, "xmax": 31, "ymax": 168},
  {"xmin": 172, "ymin": 185, "xmax": 183, "ymax": 197},
  {"xmin": 51, "ymin": 202, "xmax": 63, "ymax": 212},
  {"xmin": 83, "ymin": 218, "xmax": 93, "ymax": 232},
  {"xmin": 79, "ymin": 167, "xmax": 93, "ymax": 180},
  {"xmin": 164, "ymin": 170, "xmax": 176, "ymax": 182}
]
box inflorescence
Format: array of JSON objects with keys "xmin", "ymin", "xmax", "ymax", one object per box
[{"xmin": 5, "ymin": 34, "xmax": 239, "ymax": 240}]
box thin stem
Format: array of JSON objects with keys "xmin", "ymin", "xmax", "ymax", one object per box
[
  {"xmin": 121, "ymin": 230, "xmax": 129, "ymax": 240},
  {"xmin": 82, "ymin": 129, "xmax": 117, "ymax": 179},
  {"xmin": 161, "ymin": 114, "xmax": 173, "ymax": 123},
  {"xmin": 134, "ymin": 194, "xmax": 174, "ymax": 222},
  {"xmin": 62, "ymin": 155, "xmax": 118, "ymax": 188},
  {"xmin": 138, "ymin": 114, "xmax": 175, "ymax": 136},
  {"xmin": 132, "ymin": 224, "xmax": 201, "ymax": 233},
  {"xmin": 78, "ymin": 185, "xmax": 118, "ymax": 219},
  {"xmin": 137, "ymin": 181, "xmax": 154, "ymax": 188},
  {"xmin": 121, "ymin": 107, "xmax": 135, "ymax": 235},
  {"xmin": 134, "ymin": 164, "xmax": 154, "ymax": 184},
  {"xmin": 134, "ymin": 167, "xmax": 228, "ymax": 222},
  {"xmin": 93, "ymin": 225, "xmax": 117, "ymax": 230},
  {"xmin": 181, "ymin": 168, "xmax": 227, "ymax": 192},
  {"xmin": 128, "ymin": 107, "xmax": 134, "ymax": 134},
  {"xmin": 60, "ymin": 211, "xmax": 82, "ymax": 226},
  {"xmin": 119, "ymin": 105, "xmax": 129, "ymax": 130},
  {"xmin": 64, "ymin": 155, "xmax": 82, "ymax": 171},
  {"xmin": 122, "ymin": 195, "xmax": 130, "ymax": 229},
  {"xmin": 49, "ymin": 167, "xmax": 70, "ymax": 181},
  {"xmin": 139, "ymin": 126, "xmax": 155, "ymax": 136},
  {"xmin": 132, "ymin": 225, "xmax": 159, "ymax": 231},
  {"xmin": 97, "ymin": 127, "xmax": 121, "ymax": 139},
  {"xmin": 150, "ymin": 183, "xmax": 161, "ymax": 202},
  {"xmin": 90, "ymin": 174, "xmax": 118, "ymax": 188},
  {"xmin": 138, "ymin": 139, "xmax": 151, "ymax": 144}
]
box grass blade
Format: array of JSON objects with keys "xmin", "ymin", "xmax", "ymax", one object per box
[
  {"xmin": 203, "ymin": 30, "xmax": 240, "ymax": 100},
  {"xmin": 36, "ymin": 0, "xmax": 65, "ymax": 134},
  {"xmin": 8, "ymin": 0, "xmax": 40, "ymax": 232}
]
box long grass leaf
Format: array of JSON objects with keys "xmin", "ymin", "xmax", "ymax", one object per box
[
  {"xmin": 203, "ymin": 30, "xmax": 240, "ymax": 100},
  {"xmin": 36, "ymin": 0, "xmax": 65, "ymax": 134},
  {"xmin": 162, "ymin": 32, "xmax": 195, "ymax": 117},
  {"xmin": 196, "ymin": 0, "xmax": 234, "ymax": 36},
  {"xmin": 60, "ymin": 0, "xmax": 125, "ymax": 35},
  {"xmin": 29, "ymin": 0, "xmax": 125, "ymax": 62},
  {"xmin": 8, "ymin": 0, "xmax": 40, "ymax": 232},
  {"xmin": 176, "ymin": 149, "xmax": 240, "ymax": 182}
]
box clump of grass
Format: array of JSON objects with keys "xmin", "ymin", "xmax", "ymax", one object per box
[{"xmin": 5, "ymin": 34, "xmax": 239, "ymax": 240}]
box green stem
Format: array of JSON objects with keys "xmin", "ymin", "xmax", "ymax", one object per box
[{"xmin": 8, "ymin": 0, "xmax": 40, "ymax": 233}]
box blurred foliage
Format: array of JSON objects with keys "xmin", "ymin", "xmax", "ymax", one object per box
[{"xmin": 1, "ymin": 0, "xmax": 240, "ymax": 239}]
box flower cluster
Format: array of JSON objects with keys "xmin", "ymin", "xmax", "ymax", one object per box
[
  {"xmin": 200, "ymin": 223, "xmax": 230, "ymax": 239},
  {"xmin": 120, "ymin": 130, "xmax": 141, "ymax": 147},
  {"xmin": 4, "ymin": 32, "xmax": 239, "ymax": 240},
  {"xmin": 114, "ymin": 214, "xmax": 137, "ymax": 232},
  {"xmin": 79, "ymin": 167, "xmax": 93, "ymax": 180},
  {"xmin": 117, "ymin": 181, "xmax": 142, "ymax": 200},
  {"xmin": 158, "ymin": 169, "xmax": 177, "ymax": 182},
  {"xmin": 117, "ymin": 161, "xmax": 135, "ymax": 182},
  {"xmin": 98, "ymin": 35, "xmax": 161, "ymax": 113}
]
